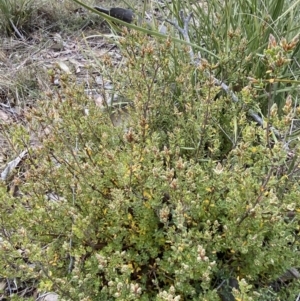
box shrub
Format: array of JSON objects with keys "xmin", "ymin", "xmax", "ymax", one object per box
[{"xmin": 0, "ymin": 17, "xmax": 300, "ymax": 301}]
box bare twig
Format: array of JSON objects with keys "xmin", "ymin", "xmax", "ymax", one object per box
[
  {"xmin": 166, "ymin": 12, "xmax": 194, "ymax": 62},
  {"xmin": 237, "ymin": 167, "xmax": 274, "ymax": 226},
  {"xmin": 68, "ymin": 137, "xmax": 79, "ymax": 274},
  {"xmin": 9, "ymin": 19, "xmax": 25, "ymax": 41}
]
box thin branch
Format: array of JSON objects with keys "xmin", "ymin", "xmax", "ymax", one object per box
[
  {"xmin": 9, "ymin": 19, "xmax": 25, "ymax": 41},
  {"xmin": 237, "ymin": 167, "xmax": 274, "ymax": 226},
  {"xmin": 166, "ymin": 12, "xmax": 194, "ymax": 62}
]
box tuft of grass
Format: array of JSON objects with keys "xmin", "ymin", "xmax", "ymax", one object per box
[
  {"xmin": 0, "ymin": 0, "xmax": 34, "ymax": 37},
  {"xmin": 163, "ymin": 0, "xmax": 300, "ymax": 110}
]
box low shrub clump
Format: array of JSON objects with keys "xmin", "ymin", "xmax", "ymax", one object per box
[{"xmin": 0, "ymin": 26, "xmax": 300, "ymax": 301}]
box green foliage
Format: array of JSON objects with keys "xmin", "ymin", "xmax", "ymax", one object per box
[
  {"xmin": 0, "ymin": 0, "xmax": 34, "ymax": 36},
  {"xmin": 1, "ymin": 14, "xmax": 300, "ymax": 301},
  {"xmin": 161, "ymin": 0, "xmax": 300, "ymax": 111}
]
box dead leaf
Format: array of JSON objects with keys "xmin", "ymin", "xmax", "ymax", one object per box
[
  {"xmin": 0, "ymin": 280, "xmax": 6, "ymax": 290},
  {"xmin": 1, "ymin": 150, "xmax": 27, "ymax": 181},
  {"xmin": 39, "ymin": 292, "xmax": 59, "ymax": 301},
  {"xmin": 94, "ymin": 94, "xmax": 105, "ymax": 108},
  {"xmin": 0, "ymin": 110, "xmax": 10, "ymax": 123},
  {"xmin": 56, "ymin": 61, "xmax": 71, "ymax": 74}
]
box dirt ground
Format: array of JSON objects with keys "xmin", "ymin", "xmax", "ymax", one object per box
[{"xmin": 0, "ymin": 2, "xmax": 134, "ymax": 167}]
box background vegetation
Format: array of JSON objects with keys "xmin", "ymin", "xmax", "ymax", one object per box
[{"xmin": 0, "ymin": 0, "xmax": 300, "ymax": 300}]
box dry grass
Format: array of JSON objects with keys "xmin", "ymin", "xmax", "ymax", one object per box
[{"xmin": 0, "ymin": 0, "xmax": 128, "ymax": 166}]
